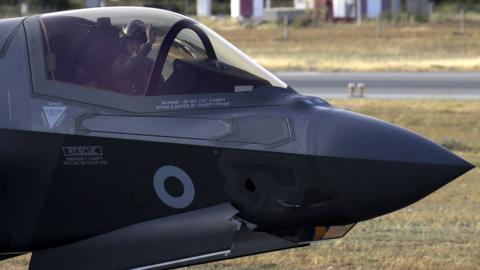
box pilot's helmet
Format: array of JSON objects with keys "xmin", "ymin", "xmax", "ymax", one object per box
[{"xmin": 120, "ymin": 19, "xmax": 147, "ymax": 43}]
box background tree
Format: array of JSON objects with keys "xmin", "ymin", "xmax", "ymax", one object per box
[{"xmin": 28, "ymin": 0, "xmax": 70, "ymax": 10}]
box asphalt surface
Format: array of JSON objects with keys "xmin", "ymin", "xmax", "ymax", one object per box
[{"xmin": 276, "ymin": 72, "xmax": 480, "ymax": 99}]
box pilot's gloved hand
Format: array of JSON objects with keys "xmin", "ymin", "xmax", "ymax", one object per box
[{"xmin": 146, "ymin": 24, "xmax": 157, "ymax": 44}]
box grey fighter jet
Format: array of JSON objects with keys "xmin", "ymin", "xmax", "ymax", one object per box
[{"xmin": 0, "ymin": 7, "xmax": 474, "ymax": 270}]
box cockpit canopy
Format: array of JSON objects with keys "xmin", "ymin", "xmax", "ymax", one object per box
[{"xmin": 38, "ymin": 7, "xmax": 287, "ymax": 97}]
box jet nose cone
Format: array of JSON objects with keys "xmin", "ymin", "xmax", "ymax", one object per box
[{"xmin": 314, "ymin": 108, "xmax": 475, "ymax": 223}]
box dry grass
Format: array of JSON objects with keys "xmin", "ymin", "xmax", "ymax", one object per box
[
  {"xmin": 204, "ymin": 20, "xmax": 480, "ymax": 72},
  {"xmin": 1, "ymin": 100, "xmax": 479, "ymax": 270},
  {"xmin": 0, "ymin": 255, "xmax": 30, "ymax": 270}
]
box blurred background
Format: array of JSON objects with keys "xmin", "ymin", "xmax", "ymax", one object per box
[
  {"xmin": 1, "ymin": 0, "xmax": 480, "ymax": 74},
  {"xmin": 0, "ymin": 0, "xmax": 479, "ymax": 270}
]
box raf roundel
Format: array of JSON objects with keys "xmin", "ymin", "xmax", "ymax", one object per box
[{"xmin": 153, "ymin": 165, "xmax": 195, "ymax": 209}]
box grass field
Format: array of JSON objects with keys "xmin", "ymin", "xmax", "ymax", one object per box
[
  {"xmin": 203, "ymin": 19, "xmax": 480, "ymax": 72},
  {"xmin": 1, "ymin": 99, "xmax": 479, "ymax": 270}
]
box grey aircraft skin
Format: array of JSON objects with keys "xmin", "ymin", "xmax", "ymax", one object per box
[{"xmin": 0, "ymin": 7, "xmax": 474, "ymax": 270}]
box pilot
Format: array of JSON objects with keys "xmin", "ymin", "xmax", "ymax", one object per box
[{"xmin": 111, "ymin": 20, "xmax": 157, "ymax": 95}]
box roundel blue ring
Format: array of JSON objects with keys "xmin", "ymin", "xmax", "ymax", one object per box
[{"xmin": 153, "ymin": 165, "xmax": 195, "ymax": 209}]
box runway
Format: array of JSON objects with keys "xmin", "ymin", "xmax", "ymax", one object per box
[{"xmin": 276, "ymin": 72, "xmax": 480, "ymax": 99}]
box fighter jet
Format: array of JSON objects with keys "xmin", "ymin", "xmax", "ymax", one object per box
[{"xmin": 0, "ymin": 7, "xmax": 474, "ymax": 270}]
